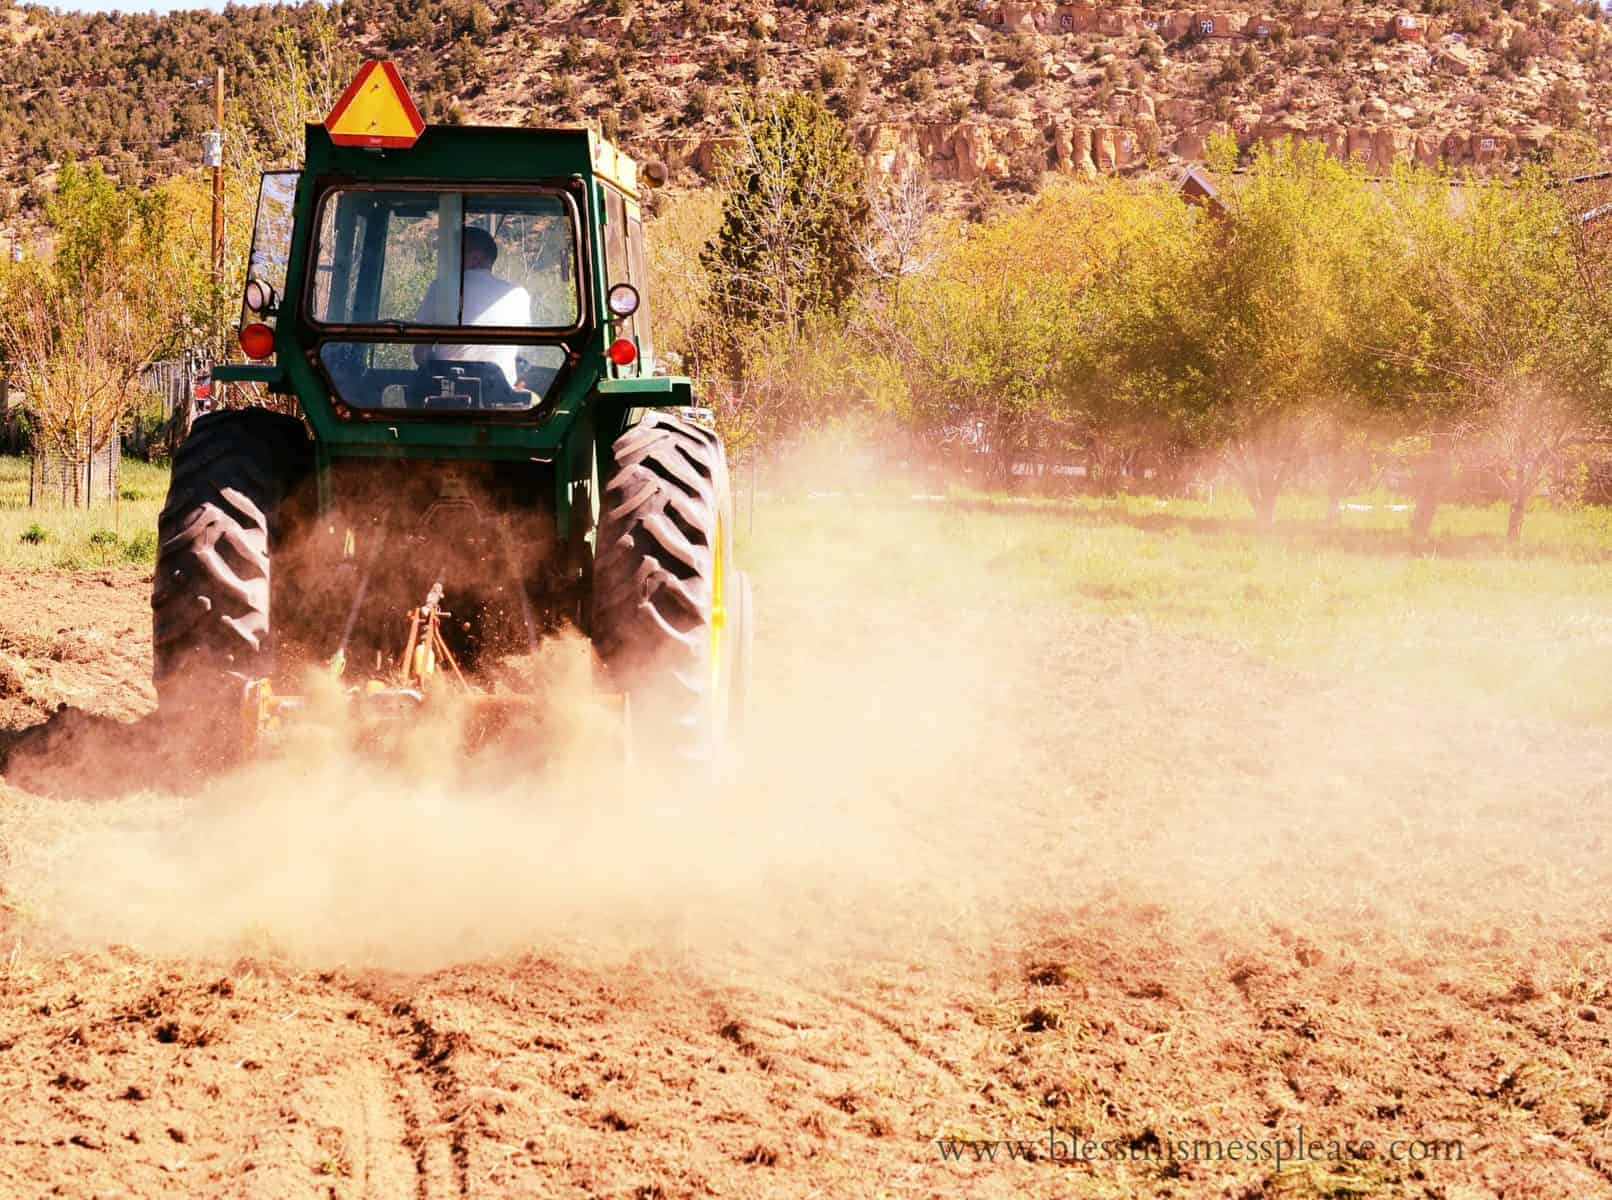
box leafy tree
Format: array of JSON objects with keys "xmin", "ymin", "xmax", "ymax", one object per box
[
  {"xmin": 1080, "ymin": 138, "xmax": 1386, "ymax": 521},
  {"xmin": 1066, "ymin": 179, "xmax": 1214, "ymax": 493},
  {"xmin": 1378, "ymin": 166, "xmax": 1612, "ymax": 540},
  {"xmin": 44, "ymin": 160, "xmax": 162, "ymax": 282},
  {"xmin": 235, "ymin": 13, "xmax": 355, "ymax": 171},
  {"xmin": 0, "ymin": 169, "xmax": 193, "ymax": 491},
  {"xmin": 697, "ymin": 92, "xmax": 866, "ymax": 353},
  {"xmin": 890, "ymin": 186, "xmax": 1099, "ymax": 482}
]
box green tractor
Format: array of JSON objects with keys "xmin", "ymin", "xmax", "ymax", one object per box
[{"xmin": 153, "ymin": 65, "xmax": 751, "ymax": 763}]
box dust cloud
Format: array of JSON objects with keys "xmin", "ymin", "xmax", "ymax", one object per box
[{"xmin": 5, "ymin": 481, "xmax": 1611, "ymax": 972}]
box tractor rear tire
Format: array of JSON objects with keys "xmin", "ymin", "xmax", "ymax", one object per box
[
  {"xmin": 151, "ymin": 407, "xmax": 311, "ymax": 718},
  {"xmin": 592, "ymin": 410, "xmax": 735, "ymax": 765}
]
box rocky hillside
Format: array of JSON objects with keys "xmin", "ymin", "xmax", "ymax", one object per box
[{"xmin": 0, "ymin": 0, "xmax": 1609, "ymax": 224}]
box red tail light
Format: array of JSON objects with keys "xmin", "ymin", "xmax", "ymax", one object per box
[
  {"xmin": 607, "ymin": 337, "xmax": 637, "ymax": 366},
  {"xmin": 239, "ymin": 322, "xmax": 275, "ymax": 360}
]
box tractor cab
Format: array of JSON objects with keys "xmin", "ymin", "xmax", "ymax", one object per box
[{"xmin": 222, "ymin": 61, "xmax": 667, "ymax": 459}]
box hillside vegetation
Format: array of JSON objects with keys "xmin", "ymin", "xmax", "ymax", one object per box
[{"xmin": 1, "ymin": 0, "xmax": 1610, "ymax": 233}]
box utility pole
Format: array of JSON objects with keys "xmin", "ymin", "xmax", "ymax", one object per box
[{"xmin": 211, "ymin": 65, "xmax": 225, "ymax": 290}]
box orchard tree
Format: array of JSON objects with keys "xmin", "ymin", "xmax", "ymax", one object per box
[
  {"xmin": 0, "ymin": 164, "xmax": 194, "ymax": 489},
  {"xmin": 1192, "ymin": 138, "xmax": 1384, "ymax": 527},
  {"xmin": 1080, "ymin": 138, "xmax": 1386, "ymax": 522},
  {"xmin": 854, "ymin": 161, "xmax": 941, "ymax": 305},
  {"xmin": 1068, "ymin": 178, "xmax": 1215, "ymax": 492},
  {"xmin": 894, "ymin": 185, "xmax": 1103, "ymax": 482},
  {"xmin": 1378, "ymin": 166, "xmax": 1612, "ymax": 540}
]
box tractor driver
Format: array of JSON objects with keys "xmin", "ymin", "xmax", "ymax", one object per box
[{"xmin": 414, "ymin": 226, "xmax": 531, "ymax": 390}]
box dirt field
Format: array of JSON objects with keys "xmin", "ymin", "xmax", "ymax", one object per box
[{"xmin": 2, "ymin": 500, "xmax": 1610, "ymax": 1200}]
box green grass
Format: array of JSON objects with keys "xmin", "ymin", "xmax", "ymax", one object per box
[
  {"xmin": 0, "ymin": 455, "xmax": 168, "ymax": 570},
  {"xmin": 740, "ymin": 486, "xmax": 1612, "ymax": 727}
]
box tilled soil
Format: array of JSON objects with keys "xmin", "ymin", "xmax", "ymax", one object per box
[{"xmin": 1, "ymin": 543, "xmax": 1610, "ymax": 1199}]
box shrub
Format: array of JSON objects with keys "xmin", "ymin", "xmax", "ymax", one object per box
[
  {"xmin": 818, "ymin": 52, "xmax": 849, "ymax": 90},
  {"xmin": 122, "ymin": 529, "xmax": 158, "ymax": 564},
  {"xmin": 19, "ymin": 523, "xmax": 46, "ymax": 545},
  {"xmin": 1013, "ymin": 56, "xmax": 1046, "ymax": 87},
  {"xmin": 685, "ymin": 81, "xmax": 712, "ymax": 119}
]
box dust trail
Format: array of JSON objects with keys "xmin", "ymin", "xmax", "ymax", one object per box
[
  {"xmin": 2, "ymin": 611, "xmax": 996, "ymax": 970},
  {"xmin": 5, "ymin": 496, "xmax": 1612, "ymax": 971}
]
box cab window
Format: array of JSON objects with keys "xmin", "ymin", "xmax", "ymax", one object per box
[{"xmin": 309, "ymin": 188, "xmax": 582, "ymax": 330}]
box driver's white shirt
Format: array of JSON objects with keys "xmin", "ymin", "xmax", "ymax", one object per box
[{"xmin": 416, "ymin": 268, "xmax": 531, "ymax": 387}]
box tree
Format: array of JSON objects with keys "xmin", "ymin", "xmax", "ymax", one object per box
[
  {"xmin": 194, "ymin": 12, "xmax": 355, "ymax": 365},
  {"xmin": 891, "ymin": 186, "xmax": 1099, "ymax": 482},
  {"xmin": 0, "ymin": 167, "xmax": 192, "ymax": 496},
  {"xmin": 853, "ymin": 161, "xmax": 939, "ymax": 302},
  {"xmin": 1191, "ymin": 138, "xmax": 1384, "ymax": 526},
  {"xmin": 44, "ymin": 160, "xmax": 155, "ymax": 282},
  {"xmin": 1375, "ymin": 166, "xmax": 1612, "ymax": 540},
  {"xmin": 1068, "ymin": 178, "xmax": 1214, "ymax": 493},
  {"xmin": 1080, "ymin": 138, "xmax": 1387, "ymax": 522},
  {"xmin": 697, "ymin": 92, "xmax": 867, "ymax": 354},
  {"xmin": 235, "ymin": 14, "xmax": 354, "ymax": 172}
]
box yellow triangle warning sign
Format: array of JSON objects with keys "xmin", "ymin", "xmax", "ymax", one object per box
[{"xmin": 325, "ymin": 61, "xmax": 425, "ymax": 149}]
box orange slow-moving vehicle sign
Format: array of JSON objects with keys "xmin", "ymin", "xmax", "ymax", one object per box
[{"xmin": 324, "ymin": 61, "xmax": 425, "ymax": 149}]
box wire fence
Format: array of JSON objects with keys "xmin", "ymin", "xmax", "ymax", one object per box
[
  {"xmin": 126, "ymin": 352, "xmax": 210, "ymax": 457},
  {"xmin": 28, "ymin": 428, "xmax": 121, "ymax": 508}
]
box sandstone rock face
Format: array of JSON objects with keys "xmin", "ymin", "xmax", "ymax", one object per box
[
  {"xmin": 1174, "ymin": 130, "xmax": 1208, "ymax": 161},
  {"xmin": 1195, "ymin": 11, "xmax": 1246, "ymax": 37},
  {"xmin": 1051, "ymin": 4, "xmax": 1099, "ymax": 34},
  {"xmin": 691, "ymin": 137, "xmax": 736, "ymax": 178},
  {"xmin": 1370, "ymin": 127, "xmax": 1403, "ymax": 168},
  {"xmin": 1158, "ymin": 98, "xmax": 1203, "ymax": 126},
  {"xmin": 1470, "ymin": 131, "xmax": 1513, "ymax": 166},
  {"xmin": 862, "ymin": 123, "xmax": 923, "ymax": 177},
  {"xmin": 1051, "ymin": 121, "xmax": 1097, "ymax": 177},
  {"xmin": 1158, "ymin": 11, "xmax": 1195, "ymax": 38},
  {"xmin": 954, "ymin": 122, "xmax": 1008, "ymax": 181},
  {"xmin": 1069, "ymin": 125, "xmax": 1097, "ymax": 177},
  {"xmin": 837, "ymin": 97, "xmax": 1536, "ymax": 187},
  {"xmin": 984, "ymin": 1, "xmax": 1045, "ymax": 33}
]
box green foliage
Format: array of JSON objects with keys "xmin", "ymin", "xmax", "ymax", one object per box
[
  {"xmin": 122, "ymin": 528, "xmax": 158, "ymax": 564},
  {"xmin": 88, "ymin": 527, "xmax": 119, "ymax": 563},
  {"xmin": 893, "ymin": 195, "xmax": 1086, "ymax": 479},
  {"xmin": 697, "ymin": 92, "xmax": 867, "ymax": 356},
  {"xmin": 19, "ymin": 523, "xmax": 45, "ymax": 545},
  {"xmin": 45, "ymin": 160, "xmax": 166, "ymax": 283},
  {"xmin": 709, "ymin": 144, "xmax": 1611, "ymax": 544}
]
